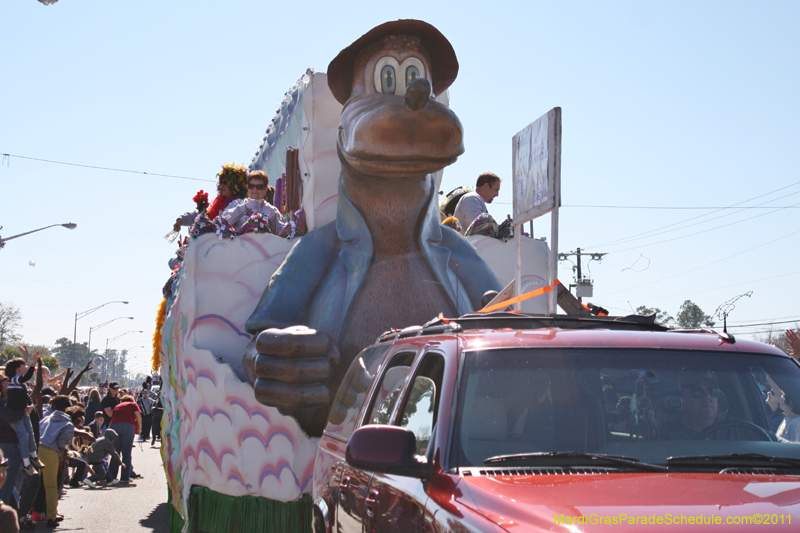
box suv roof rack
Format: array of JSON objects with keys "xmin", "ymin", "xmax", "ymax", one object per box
[{"xmin": 376, "ymin": 311, "xmax": 668, "ymax": 343}]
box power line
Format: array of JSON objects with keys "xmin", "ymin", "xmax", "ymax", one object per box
[
  {"xmin": 602, "ymin": 190, "xmax": 800, "ymax": 251},
  {"xmin": 727, "ymin": 319, "xmax": 800, "ymax": 328},
  {"xmin": 1, "ymin": 153, "xmax": 215, "ymax": 183},
  {"xmin": 598, "ymin": 189, "xmax": 800, "ymax": 249},
  {"xmin": 598, "ymin": 227, "xmax": 800, "ymax": 297},
  {"xmin": 588, "ymin": 180, "xmax": 800, "ymax": 249},
  {"xmin": 729, "ymin": 314, "xmax": 800, "ymax": 325},
  {"xmin": 606, "ymin": 199, "xmax": 800, "ymax": 254},
  {"xmin": 600, "ymin": 270, "xmax": 800, "ymax": 306}
]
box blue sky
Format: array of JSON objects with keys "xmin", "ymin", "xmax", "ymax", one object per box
[{"xmin": 2, "ymin": 1, "xmax": 798, "ymax": 375}]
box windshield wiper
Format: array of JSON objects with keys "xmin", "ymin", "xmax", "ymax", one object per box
[
  {"xmin": 484, "ymin": 451, "xmax": 668, "ymax": 472},
  {"xmin": 668, "ymin": 453, "xmax": 800, "ymax": 469}
]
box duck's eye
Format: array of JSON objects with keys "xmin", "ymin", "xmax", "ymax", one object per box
[
  {"xmin": 406, "ymin": 65, "xmax": 420, "ymax": 85},
  {"xmin": 380, "ymin": 65, "xmax": 396, "ymax": 94}
]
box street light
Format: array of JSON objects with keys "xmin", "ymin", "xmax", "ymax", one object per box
[
  {"xmin": 120, "ymin": 346, "xmax": 145, "ymax": 384},
  {"xmin": 0, "ymin": 223, "xmax": 77, "ymax": 249},
  {"xmin": 87, "ymin": 317, "xmax": 134, "ymax": 357},
  {"xmin": 105, "ymin": 333, "xmax": 143, "ymax": 382},
  {"xmin": 72, "ymin": 300, "xmax": 129, "ymax": 367},
  {"xmin": 107, "ymin": 331, "xmax": 143, "ymax": 347}
]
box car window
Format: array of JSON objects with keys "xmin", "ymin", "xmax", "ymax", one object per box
[
  {"xmin": 367, "ymin": 351, "xmax": 416, "ymax": 425},
  {"xmin": 324, "ymin": 343, "xmax": 391, "ymax": 441},
  {"xmin": 398, "ymin": 353, "xmax": 445, "ymax": 456},
  {"xmin": 399, "ymin": 376, "xmax": 436, "ymax": 455},
  {"xmin": 455, "ymin": 348, "xmax": 800, "ymax": 467}
]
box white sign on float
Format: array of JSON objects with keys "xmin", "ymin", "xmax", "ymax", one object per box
[{"xmin": 512, "ymin": 107, "xmax": 561, "ymax": 312}]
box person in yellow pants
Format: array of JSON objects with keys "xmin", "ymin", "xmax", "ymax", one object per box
[{"xmin": 37, "ymin": 396, "xmax": 74, "ymax": 528}]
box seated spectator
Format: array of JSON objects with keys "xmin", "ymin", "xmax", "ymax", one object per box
[
  {"xmin": 453, "ymin": 172, "xmax": 501, "ymax": 234},
  {"xmin": 765, "ymin": 389, "xmax": 785, "ymax": 433},
  {"xmin": 222, "ymin": 170, "xmax": 287, "ymax": 233},
  {"xmin": 65, "ymin": 406, "xmax": 93, "ymax": 488},
  {"xmin": 778, "ymin": 390, "xmax": 800, "ymax": 443},
  {"xmin": 173, "ymin": 163, "xmax": 249, "ymax": 230},
  {"xmin": 0, "ymin": 447, "xmax": 20, "ymax": 533}
]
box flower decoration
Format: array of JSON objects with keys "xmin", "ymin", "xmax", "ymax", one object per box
[
  {"xmin": 464, "ymin": 212, "xmax": 499, "ymax": 239},
  {"xmin": 213, "ymin": 217, "xmax": 237, "ymax": 240},
  {"xmin": 193, "ymin": 190, "xmax": 209, "ymax": 213},
  {"xmin": 239, "ymin": 212, "xmax": 273, "ymax": 236},
  {"xmin": 216, "ymin": 163, "xmax": 249, "ymax": 199},
  {"xmin": 277, "ymin": 208, "xmax": 307, "ymax": 240},
  {"xmin": 189, "ymin": 213, "xmax": 215, "ymax": 239},
  {"xmin": 497, "ymin": 217, "xmax": 514, "ymax": 242}
]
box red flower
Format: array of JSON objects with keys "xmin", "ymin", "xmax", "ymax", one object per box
[{"xmin": 193, "ymin": 190, "xmax": 209, "ymax": 212}]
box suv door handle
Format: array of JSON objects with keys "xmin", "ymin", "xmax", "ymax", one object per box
[
  {"xmin": 339, "ymin": 475, "xmax": 350, "ymax": 504},
  {"xmin": 365, "ymin": 489, "xmax": 379, "ymax": 518}
]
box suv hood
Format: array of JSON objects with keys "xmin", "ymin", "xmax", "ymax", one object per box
[{"xmin": 454, "ymin": 473, "xmax": 800, "ymax": 531}]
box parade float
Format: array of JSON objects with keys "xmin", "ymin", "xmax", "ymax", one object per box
[{"xmin": 156, "ymin": 20, "xmax": 552, "ymax": 533}]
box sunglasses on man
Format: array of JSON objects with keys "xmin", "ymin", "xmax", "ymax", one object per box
[
  {"xmin": 248, "ymin": 182, "xmax": 266, "ymax": 190},
  {"xmin": 0, "ymin": 458, "xmax": 8, "ymax": 468},
  {"xmin": 688, "ymin": 385, "xmax": 721, "ymax": 399}
]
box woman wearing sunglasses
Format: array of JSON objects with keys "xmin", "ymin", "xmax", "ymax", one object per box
[{"xmin": 221, "ymin": 170, "xmax": 287, "ymax": 234}]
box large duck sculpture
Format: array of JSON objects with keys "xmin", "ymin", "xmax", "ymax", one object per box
[{"xmin": 243, "ymin": 20, "xmax": 500, "ymax": 435}]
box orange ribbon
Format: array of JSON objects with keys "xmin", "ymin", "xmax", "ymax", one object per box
[{"xmin": 478, "ymin": 279, "xmax": 561, "ymax": 313}]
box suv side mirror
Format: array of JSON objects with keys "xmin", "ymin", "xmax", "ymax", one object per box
[{"xmin": 346, "ymin": 425, "xmax": 429, "ymax": 479}]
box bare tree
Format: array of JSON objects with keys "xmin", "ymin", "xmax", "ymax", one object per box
[
  {"xmin": 635, "ymin": 306, "xmax": 674, "ymax": 327},
  {"xmin": 755, "ymin": 325, "xmax": 799, "ymax": 354},
  {"xmin": 0, "ymin": 302, "xmax": 23, "ymax": 349}
]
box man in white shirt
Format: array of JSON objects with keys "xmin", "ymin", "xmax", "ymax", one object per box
[{"xmin": 453, "ymin": 172, "xmax": 502, "ymax": 234}]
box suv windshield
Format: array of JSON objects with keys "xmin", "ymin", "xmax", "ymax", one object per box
[{"xmin": 455, "ymin": 348, "xmax": 800, "ymax": 468}]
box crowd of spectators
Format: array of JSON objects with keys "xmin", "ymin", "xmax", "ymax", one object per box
[{"xmin": 0, "ymin": 348, "xmax": 163, "ymax": 531}]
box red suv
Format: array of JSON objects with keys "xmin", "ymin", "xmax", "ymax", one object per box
[{"xmin": 312, "ymin": 314, "xmax": 800, "ymax": 532}]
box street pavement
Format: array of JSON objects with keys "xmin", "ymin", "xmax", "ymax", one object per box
[{"xmin": 53, "ymin": 437, "xmax": 170, "ymax": 532}]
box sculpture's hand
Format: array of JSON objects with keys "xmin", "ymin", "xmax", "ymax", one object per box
[{"xmin": 243, "ymin": 326, "xmax": 341, "ymax": 434}]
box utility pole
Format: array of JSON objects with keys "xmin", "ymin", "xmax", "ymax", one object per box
[{"xmin": 557, "ymin": 248, "xmax": 607, "ymax": 302}]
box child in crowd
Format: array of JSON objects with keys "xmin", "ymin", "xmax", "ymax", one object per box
[
  {"xmin": 85, "ymin": 428, "xmax": 124, "ymax": 488},
  {"xmin": 4, "ymin": 357, "xmax": 45, "ymax": 476},
  {"xmin": 87, "ymin": 411, "xmax": 106, "ymax": 439}
]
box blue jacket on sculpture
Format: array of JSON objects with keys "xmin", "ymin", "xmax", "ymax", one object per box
[
  {"xmin": 245, "ymin": 178, "xmax": 499, "ymax": 339},
  {"xmin": 242, "ymin": 19, "xmax": 500, "ymax": 436}
]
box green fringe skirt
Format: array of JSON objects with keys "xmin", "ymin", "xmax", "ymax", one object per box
[{"xmin": 169, "ymin": 486, "xmax": 312, "ymax": 533}]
